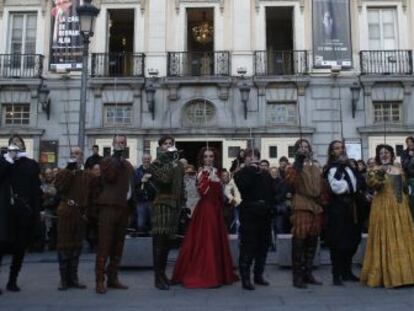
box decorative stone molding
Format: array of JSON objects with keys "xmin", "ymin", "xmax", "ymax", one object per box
[
  {"xmin": 358, "ymin": 0, "xmax": 407, "ymax": 12},
  {"xmin": 97, "ymin": 0, "xmax": 145, "ymax": 12},
  {"xmin": 295, "ymin": 80, "xmax": 309, "ymax": 97},
  {"xmin": 175, "ymin": 0, "xmax": 224, "ymax": 14},
  {"xmin": 217, "ymin": 82, "xmax": 230, "ymax": 101},
  {"xmin": 256, "ymin": 0, "xmax": 305, "ymax": 13},
  {"xmin": 167, "ymin": 83, "xmax": 180, "ymax": 101}
]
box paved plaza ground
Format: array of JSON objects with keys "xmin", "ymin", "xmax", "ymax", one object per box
[{"xmin": 1, "ymin": 251, "xmax": 414, "ymax": 311}]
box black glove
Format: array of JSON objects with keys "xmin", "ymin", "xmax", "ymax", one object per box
[
  {"xmin": 333, "ymin": 166, "xmax": 344, "ymax": 180},
  {"xmin": 66, "ymin": 162, "xmax": 77, "ymax": 171}
]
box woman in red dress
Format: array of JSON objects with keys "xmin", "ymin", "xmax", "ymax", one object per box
[{"xmin": 172, "ymin": 147, "xmax": 238, "ymax": 288}]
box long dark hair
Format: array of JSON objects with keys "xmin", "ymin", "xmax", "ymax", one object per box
[
  {"xmin": 326, "ymin": 140, "xmax": 344, "ymax": 166},
  {"xmin": 375, "ymin": 144, "xmax": 395, "ymax": 165},
  {"xmin": 197, "ymin": 147, "xmax": 220, "ymax": 170},
  {"xmin": 293, "ymin": 139, "xmax": 313, "ymax": 156}
]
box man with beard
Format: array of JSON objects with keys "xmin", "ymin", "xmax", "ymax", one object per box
[
  {"xmin": 54, "ymin": 146, "xmax": 94, "ymax": 290},
  {"xmin": 0, "ymin": 134, "xmax": 41, "ymax": 293},
  {"xmin": 150, "ymin": 135, "xmax": 185, "ymax": 290},
  {"xmin": 323, "ymin": 140, "xmax": 361, "ymax": 285},
  {"xmin": 95, "ymin": 135, "xmax": 136, "ymax": 294},
  {"xmin": 402, "ymin": 136, "xmax": 414, "ymax": 219},
  {"xmin": 286, "ymin": 139, "xmax": 327, "ymax": 289},
  {"xmin": 234, "ymin": 148, "xmax": 275, "ymax": 290}
]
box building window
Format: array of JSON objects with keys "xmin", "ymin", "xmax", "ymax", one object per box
[
  {"xmin": 266, "ymin": 102, "xmax": 297, "ymax": 125},
  {"xmin": 184, "ymin": 100, "xmax": 216, "ymax": 127},
  {"xmin": 288, "ymin": 146, "xmax": 295, "ymax": 158},
  {"xmin": 373, "ymin": 102, "xmax": 401, "ymax": 123},
  {"xmin": 368, "ymin": 8, "xmax": 397, "ymax": 49},
  {"xmin": 10, "ymin": 12, "xmax": 37, "ymax": 54},
  {"xmin": 104, "ymin": 104, "xmax": 132, "ymax": 126},
  {"xmin": 269, "ymin": 146, "xmax": 278, "ymax": 158},
  {"xmin": 228, "ymin": 146, "xmax": 241, "ymax": 158},
  {"xmin": 2, "ymin": 104, "xmax": 30, "ymax": 125}
]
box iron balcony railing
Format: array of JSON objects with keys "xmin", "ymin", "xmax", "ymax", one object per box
[
  {"xmin": 91, "ymin": 53, "xmax": 145, "ymax": 77},
  {"xmin": 360, "ymin": 50, "xmax": 413, "ymax": 75},
  {"xmin": 167, "ymin": 51, "xmax": 230, "ymax": 77},
  {"xmin": 254, "ymin": 50, "xmax": 308, "ymax": 76},
  {"xmin": 0, "ymin": 54, "xmax": 44, "ymax": 78}
]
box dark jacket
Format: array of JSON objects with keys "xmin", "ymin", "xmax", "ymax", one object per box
[
  {"xmin": 85, "ymin": 154, "xmax": 103, "ymax": 169},
  {"xmin": 0, "ymin": 156, "xmax": 41, "ymax": 244},
  {"xmin": 402, "ymin": 149, "xmax": 414, "ymax": 179}
]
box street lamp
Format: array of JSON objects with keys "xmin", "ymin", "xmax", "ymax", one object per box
[
  {"xmin": 350, "ymin": 83, "xmax": 361, "ymax": 118},
  {"xmin": 76, "ymin": 0, "xmax": 100, "ymax": 150},
  {"xmin": 38, "ymin": 82, "xmax": 51, "ymax": 120},
  {"xmin": 145, "ymin": 69, "xmax": 159, "ymax": 120},
  {"xmin": 237, "ymin": 67, "xmax": 250, "ymax": 119}
]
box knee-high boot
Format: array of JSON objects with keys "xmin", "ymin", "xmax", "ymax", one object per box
[
  {"xmin": 153, "ymin": 234, "xmax": 169, "ymax": 290},
  {"xmin": 107, "ymin": 257, "xmax": 128, "ymax": 289},
  {"xmin": 7, "ymin": 249, "xmax": 25, "ymax": 292},
  {"xmin": 239, "ymin": 251, "xmax": 255, "ymax": 290},
  {"xmin": 303, "ymin": 236, "xmax": 322, "ymax": 285},
  {"xmin": 292, "ymin": 237, "xmax": 307, "ymax": 289},
  {"xmin": 57, "ymin": 251, "xmax": 70, "ymax": 290},
  {"xmin": 95, "ymin": 256, "xmax": 107, "ymax": 294},
  {"xmin": 68, "ymin": 248, "xmax": 86, "ymax": 289},
  {"xmin": 342, "ymin": 251, "xmax": 359, "ymax": 282},
  {"xmin": 160, "ymin": 236, "xmax": 171, "ymax": 286},
  {"xmin": 330, "ymin": 249, "xmax": 344, "ymax": 286},
  {"xmin": 253, "ymin": 252, "xmax": 269, "ymax": 286}
]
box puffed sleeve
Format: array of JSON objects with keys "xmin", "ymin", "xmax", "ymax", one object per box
[
  {"xmin": 197, "ymin": 170, "xmax": 210, "ymax": 196},
  {"xmin": 327, "ymin": 167, "xmax": 349, "ymax": 194}
]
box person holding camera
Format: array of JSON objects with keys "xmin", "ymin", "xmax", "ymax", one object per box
[
  {"xmin": 0, "ymin": 135, "xmax": 41, "ymax": 293},
  {"xmin": 361, "ymin": 144, "xmax": 414, "ymax": 288},
  {"xmin": 54, "ymin": 146, "xmax": 94, "ymax": 291},
  {"xmin": 286, "ymin": 139, "xmax": 328, "ymax": 289},
  {"xmin": 149, "ymin": 135, "xmax": 185, "ymax": 290}
]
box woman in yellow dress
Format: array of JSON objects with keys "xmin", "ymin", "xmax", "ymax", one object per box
[{"xmin": 361, "ymin": 144, "xmax": 414, "ymax": 288}]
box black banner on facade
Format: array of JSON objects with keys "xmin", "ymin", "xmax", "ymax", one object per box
[
  {"xmin": 312, "ymin": 0, "xmax": 352, "ymax": 68},
  {"xmin": 50, "ymin": 0, "xmax": 83, "ymax": 71}
]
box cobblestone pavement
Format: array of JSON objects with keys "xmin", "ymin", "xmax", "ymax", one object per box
[{"xmin": 1, "ymin": 251, "xmax": 414, "ymax": 311}]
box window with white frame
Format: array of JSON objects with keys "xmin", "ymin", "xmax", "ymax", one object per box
[
  {"xmin": 104, "ymin": 104, "xmax": 132, "ymax": 126},
  {"xmin": 2, "ymin": 103, "xmax": 30, "ymax": 125},
  {"xmin": 266, "ymin": 102, "xmax": 297, "ymax": 125},
  {"xmin": 373, "ymin": 102, "xmax": 401, "ymax": 123},
  {"xmin": 367, "ymin": 8, "xmax": 398, "ymax": 50},
  {"xmin": 9, "ymin": 13, "xmax": 37, "ymax": 54}
]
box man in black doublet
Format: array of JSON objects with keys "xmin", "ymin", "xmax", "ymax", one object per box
[
  {"xmin": 0, "ymin": 135, "xmax": 41, "ymax": 293},
  {"xmin": 234, "ymin": 148, "xmax": 275, "ymax": 290}
]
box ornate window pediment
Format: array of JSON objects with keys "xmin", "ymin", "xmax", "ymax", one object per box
[{"xmin": 255, "ymin": 0, "xmax": 305, "ymax": 13}]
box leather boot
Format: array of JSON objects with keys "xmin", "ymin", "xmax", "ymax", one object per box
[
  {"xmin": 239, "ymin": 253, "xmax": 255, "ymax": 290},
  {"xmin": 331, "ymin": 250, "xmax": 344, "ymax": 286},
  {"xmin": 153, "ymin": 235, "xmax": 169, "ymax": 290},
  {"xmin": 57, "ymin": 251, "xmax": 70, "ymax": 291},
  {"xmin": 342, "ymin": 251, "xmax": 359, "ymax": 282},
  {"xmin": 7, "ymin": 251, "xmax": 24, "ymax": 292},
  {"xmin": 107, "ymin": 256, "xmax": 128, "ymax": 289},
  {"xmin": 68, "ymin": 249, "xmax": 86, "ymax": 289},
  {"xmin": 303, "ymin": 236, "xmax": 322, "ymax": 285},
  {"xmin": 95, "ymin": 256, "xmax": 107, "ymax": 294},
  {"xmin": 292, "ymin": 237, "xmax": 307, "ymax": 289},
  {"xmin": 253, "ymin": 252, "xmax": 269, "ymax": 286}
]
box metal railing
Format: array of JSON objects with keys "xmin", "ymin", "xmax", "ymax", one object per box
[
  {"xmin": 0, "ymin": 54, "xmax": 44, "ymax": 78},
  {"xmin": 91, "ymin": 53, "xmax": 145, "ymax": 77},
  {"xmin": 167, "ymin": 51, "xmax": 230, "ymax": 77},
  {"xmin": 360, "ymin": 50, "xmax": 413, "ymax": 75},
  {"xmin": 254, "ymin": 50, "xmax": 308, "ymax": 76}
]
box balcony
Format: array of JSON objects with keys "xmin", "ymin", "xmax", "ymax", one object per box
[
  {"xmin": 360, "ymin": 50, "xmax": 413, "ymax": 75},
  {"xmin": 167, "ymin": 51, "xmax": 230, "ymax": 77},
  {"xmin": 0, "ymin": 54, "xmax": 43, "ymax": 78},
  {"xmin": 254, "ymin": 50, "xmax": 308, "ymax": 76},
  {"xmin": 91, "ymin": 53, "xmax": 145, "ymax": 77}
]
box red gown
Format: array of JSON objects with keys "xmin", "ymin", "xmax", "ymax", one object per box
[{"xmin": 172, "ymin": 169, "xmax": 238, "ymax": 288}]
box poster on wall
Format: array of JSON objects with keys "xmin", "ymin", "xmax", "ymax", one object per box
[
  {"xmin": 312, "ymin": 0, "xmax": 352, "ymax": 69},
  {"xmin": 40, "ymin": 140, "xmax": 58, "ymax": 168},
  {"xmin": 50, "ymin": 0, "xmax": 83, "ymax": 71}
]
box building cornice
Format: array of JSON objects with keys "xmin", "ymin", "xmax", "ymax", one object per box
[
  {"xmin": 357, "ymin": 0, "xmax": 408, "ymax": 12},
  {"xmin": 175, "ymin": 0, "xmax": 224, "ymax": 14}
]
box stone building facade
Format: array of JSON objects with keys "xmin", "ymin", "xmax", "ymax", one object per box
[{"xmin": 0, "ymin": 0, "xmax": 413, "ymax": 168}]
